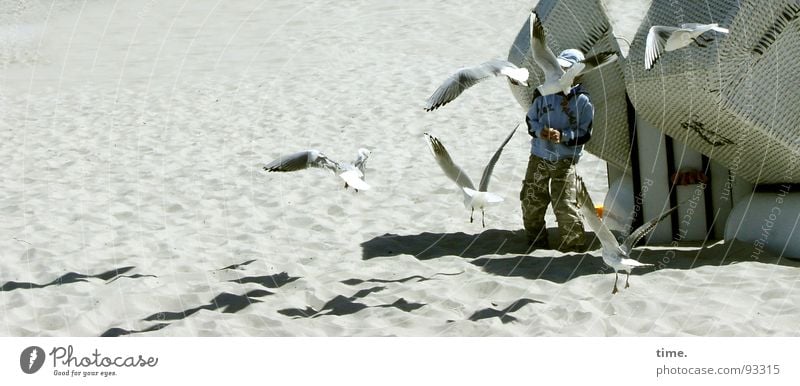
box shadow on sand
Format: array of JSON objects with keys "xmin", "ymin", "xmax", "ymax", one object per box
[
  {"xmin": 101, "ymin": 289, "xmax": 275, "ymax": 337},
  {"xmin": 361, "ymin": 229, "xmax": 800, "ymax": 284},
  {"xmin": 0, "ymin": 266, "xmax": 156, "ymax": 292},
  {"xmin": 278, "ymin": 286, "xmax": 426, "ymax": 319},
  {"xmin": 466, "ymin": 298, "xmax": 544, "ymax": 324},
  {"xmin": 360, "ymin": 229, "xmax": 545, "ymax": 260},
  {"xmin": 101, "ymin": 270, "xmax": 300, "ymax": 337},
  {"xmin": 476, "ymin": 241, "xmax": 800, "ymax": 283}
]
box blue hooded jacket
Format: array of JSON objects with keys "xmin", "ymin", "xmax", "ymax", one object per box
[{"xmin": 526, "ymin": 84, "xmax": 593, "ymax": 162}]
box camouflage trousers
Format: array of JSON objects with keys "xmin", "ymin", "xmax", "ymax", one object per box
[{"xmin": 520, "ymin": 155, "xmax": 586, "ymax": 251}]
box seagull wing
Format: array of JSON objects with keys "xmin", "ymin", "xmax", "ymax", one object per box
[
  {"xmin": 339, "ymin": 169, "xmax": 371, "ymax": 191},
  {"xmin": 424, "ymin": 60, "xmax": 527, "ymax": 111},
  {"xmin": 574, "ymin": 51, "xmax": 618, "ymax": 75},
  {"xmin": 424, "ymin": 133, "xmax": 476, "ymax": 190},
  {"xmin": 679, "ymin": 23, "xmax": 709, "ymax": 30},
  {"xmin": 711, "ymin": 26, "xmax": 730, "ymax": 34},
  {"xmin": 620, "ymin": 203, "xmax": 680, "ymax": 254},
  {"xmin": 558, "ymin": 51, "xmax": 617, "ymax": 92},
  {"xmin": 679, "ymin": 23, "xmax": 719, "ymax": 33},
  {"xmin": 577, "ymin": 24, "xmax": 610, "ymax": 55},
  {"xmin": 680, "ymin": 23, "xmax": 730, "ymax": 36},
  {"xmin": 478, "ymin": 123, "xmax": 518, "ymax": 191},
  {"xmin": 576, "ymin": 176, "xmax": 621, "ymax": 251},
  {"xmin": 263, "ymin": 150, "xmax": 340, "ymax": 174},
  {"xmin": 530, "ymin": 11, "xmax": 564, "ymax": 82},
  {"xmin": 644, "ymin": 25, "xmax": 678, "ymax": 70}
]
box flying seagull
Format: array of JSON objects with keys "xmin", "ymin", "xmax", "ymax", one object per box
[
  {"xmin": 263, "ymin": 148, "xmax": 371, "ymax": 191},
  {"xmin": 424, "ymin": 59, "xmax": 529, "ymax": 111},
  {"xmin": 424, "ymin": 124, "xmax": 518, "ymax": 227},
  {"xmin": 644, "ymin": 23, "xmax": 729, "ymax": 70},
  {"xmin": 529, "ymin": 11, "xmax": 618, "ymax": 96},
  {"xmin": 575, "ymin": 176, "xmax": 679, "ymax": 294}
]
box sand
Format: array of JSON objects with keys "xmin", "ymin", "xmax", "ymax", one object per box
[{"xmin": 1, "ymin": 0, "xmax": 799, "ymax": 337}]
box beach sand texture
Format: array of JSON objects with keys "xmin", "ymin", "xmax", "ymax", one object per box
[{"xmin": 1, "ymin": 0, "xmax": 799, "ymax": 336}]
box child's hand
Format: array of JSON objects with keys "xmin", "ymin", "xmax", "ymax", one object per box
[{"xmin": 542, "ymin": 127, "xmax": 561, "ymax": 143}]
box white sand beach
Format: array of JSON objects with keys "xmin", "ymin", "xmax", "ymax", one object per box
[{"xmin": 1, "ymin": 0, "xmax": 799, "ymax": 337}]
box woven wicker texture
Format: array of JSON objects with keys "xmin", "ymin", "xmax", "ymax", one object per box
[
  {"xmin": 625, "ymin": 0, "xmax": 800, "ymax": 184},
  {"xmin": 507, "ymin": 0, "xmax": 631, "ymax": 170}
]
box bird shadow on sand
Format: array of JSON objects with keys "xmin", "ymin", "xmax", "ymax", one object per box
[
  {"xmin": 278, "ymin": 286, "xmax": 426, "ymax": 319},
  {"xmin": 101, "ymin": 270, "xmax": 300, "ymax": 337},
  {"xmin": 101, "ymin": 289, "xmax": 275, "ymax": 337},
  {"xmin": 144, "ymin": 289, "xmax": 276, "ymax": 322},
  {"xmin": 339, "ymin": 271, "xmax": 465, "ymax": 286},
  {"xmin": 101, "ymin": 323, "xmax": 170, "ymax": 337},
  {"xmin": 229, "ymin": 271, "xmax": 301, "ymax": 288},
  {"xmin": 0, "ymin": 266, "xmax": 156, "ymax": 292},
  {"xmin": 465, "ymin": 298, "xmax": 544, "ymax": 324}
]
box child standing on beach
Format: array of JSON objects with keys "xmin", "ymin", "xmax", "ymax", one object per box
[{"xmin": 520, "ymin": 49, "xmax": 593, "ymax": 252}]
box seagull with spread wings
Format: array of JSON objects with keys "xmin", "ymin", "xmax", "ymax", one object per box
[
  {"xmin": 575, "ymin": 176, "xmax": 679, "ymax": 294},
  {"xmin": 424, "ymin": 59, "xmax": 529, "ymax": 111},
  {"xmin": 424, "ymin": 124, "xmax": 518, "ymax": 227},
  {"xmin": 263, "ymin": 148, "xmax": 371, "ymax": 191},
  {"xmin": 529, "ymin": 11, "xmax": 618, "ymax": 96},
  {"xmin": 644, "ymin": 23, "xmax": 729, "ymax": 70}
]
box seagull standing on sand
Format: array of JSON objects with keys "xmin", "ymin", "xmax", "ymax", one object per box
[
  {"xmin": 263, "ymin": 148, "xmax": 371, "ymax": 191},
  {"xmin": 424, "ymin": 59, "xmax": 529, "ymax": 111},
  {"xmin": 424, "ymin": 124, "xmax": 518, "ymax": 227},
  {"xmin": 529, "ymin": 11, "xmax": 618, "ymax": 96},
  {"xmin": 644, "ymin": 23, "xmax": 729, "ymax": 70},
  {"xmin": 575, "ymin": 176, "xmax": 679, "ymax": 294}
]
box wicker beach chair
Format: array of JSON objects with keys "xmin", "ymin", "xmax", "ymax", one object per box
[{"xmin": 625, "ymin": 0, "xmax": 800, "ymax": 184}]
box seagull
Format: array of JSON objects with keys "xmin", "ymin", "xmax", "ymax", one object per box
[
  {"xmin": 424, "ymin": 59, "xmax": 529, "ymax": 111},
  {"xmin": 644, "ymin": 23, "xmax": 729, "ymax": 70},
  {"xmin": 575, "ymin": 176, "xmax": 679, "ymax": 294},
  {"xmin": 263, "ymin": 148, "xmax": 371, "ymax": 191},
  {"xmin": 529, "ymin": 11, "xmax": 618, "ymax": 96},
  {"xmin": 424, "ymin": 124, "xmax": 518, "ymax": 227}
]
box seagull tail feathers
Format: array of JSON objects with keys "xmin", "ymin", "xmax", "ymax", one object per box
[{"xmin": 463, "ymin": 188, "xmax": 504, "ymax": 204}]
